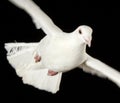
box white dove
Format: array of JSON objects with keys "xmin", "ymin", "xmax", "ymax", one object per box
[{"xmin": 5, "ymin": 0, "xmax": 120, "ymax": 93}]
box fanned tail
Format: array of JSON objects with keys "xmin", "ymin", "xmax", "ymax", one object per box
[
  {"xmin": 5, "ymin": 42, "xmax": 62, "ymax": 93},
  {"xmin": 22, "ymin": 68, "xmax": 62, "ymax": 93}
]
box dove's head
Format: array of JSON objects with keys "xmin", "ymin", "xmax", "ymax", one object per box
[{"xmin": 75, "ymin": 25, "xmax": 93, "ymax": 47}]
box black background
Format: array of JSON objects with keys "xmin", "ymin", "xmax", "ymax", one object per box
[{"xmin": 0, "ymin": 0, "xmax": 120, "ymax": 102}]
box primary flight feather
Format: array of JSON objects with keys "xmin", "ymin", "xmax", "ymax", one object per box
[{"xmin": 5, "ymin": 0, "xmax": 120, "ymax": 93}]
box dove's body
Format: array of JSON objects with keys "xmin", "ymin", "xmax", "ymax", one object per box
[
  {"xmin": 37, "ymin": 34, "xmax": 87, "ymax": 72},
  {"xmin": 5, "ymin": 0, "xmax": 120, "ymax": 93}
]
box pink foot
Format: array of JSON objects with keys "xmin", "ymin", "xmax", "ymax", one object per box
[
  {"xmin": 48, "ymin": 70, "xmax": 58, "ymax": 76},
  {"xmin": 34, "ymin": 54, "xmax": 41, "ymax": 63}
]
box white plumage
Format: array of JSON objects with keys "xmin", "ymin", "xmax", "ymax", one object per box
[{"xmin": 5, "ymin": 0, "xmax": 120, "ymax": 93}]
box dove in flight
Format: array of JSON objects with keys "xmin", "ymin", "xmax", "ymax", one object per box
[{"xmin": 5, "ymin": 0, "xmax": 120, "ymax": 93}]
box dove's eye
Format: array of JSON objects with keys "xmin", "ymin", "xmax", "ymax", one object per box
[{"xmin": 79, "ymin": 29, "xmax": 82, "ymax": 34}]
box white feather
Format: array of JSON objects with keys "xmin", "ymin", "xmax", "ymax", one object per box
[
  {"xmin": 79, "ymin": 54, "xmax": 120, "ymax": 87},
  {"xmin": 5, "ymin": 0, "xmax": 120, "ymax": 94},
  {"xmin": 9, "ymin": 0, "xmax": 63, "ymax": 35},
  {"xmin": 5, "ymin": 43, "xmax": 62, "ymax": 93}
]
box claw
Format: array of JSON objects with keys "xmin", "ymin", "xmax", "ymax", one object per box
[
  {"xmin": 34, "ymin": 54, "xmax": 41, "ymax": 63},
  {"xmin": 48, "ymin": 70, "xmax": 58, "ymax": 76}
]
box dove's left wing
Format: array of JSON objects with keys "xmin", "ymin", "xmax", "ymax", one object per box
[
  {"xmin": 79, "ymin": 54, "xmax": 120, "ymax": 87},
  {"xmin": 9, "ymin": 0, "xmax": 63, "ymax": 35}
]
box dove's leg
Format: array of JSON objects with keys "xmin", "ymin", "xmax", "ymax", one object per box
[
  {"xmin": 48, "ymin": 70, "xmax": 58, "ymax": 76},
  {"xmin": 34, "ymin": 54, "xmax": 58, "ymax": 76},
  {"xmin": 34, "ymin": 54, "xmax": 41, "ymax": 63}
]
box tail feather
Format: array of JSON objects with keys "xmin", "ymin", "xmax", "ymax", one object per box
[
  {"xmin": 79, "ymin": 54, "xmax": 120, "ymax": 87},
  {"xmin": 5, "ymin": 43, "xmax": 62, "ymax": 93},
  {"xmin": 5, "ymin": 43, "xmax": 38, "ymax": 56},
  {"xmin": 22, "ymin": 68, "xmax": 62, "ymax": 93}
]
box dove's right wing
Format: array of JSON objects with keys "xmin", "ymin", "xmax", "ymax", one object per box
[
  {"xmin": 9, "ymin": 0, "xmax": 63, "ymax": 35},
  {"xmin": 79, "ymin": 54, "xmax": 120, "ymax": 87}
]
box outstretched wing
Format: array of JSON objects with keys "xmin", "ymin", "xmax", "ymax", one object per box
[
  {"xmin": 9, "ymin": 0, "xmax": 63, "ymax": 35},
  {"xmin": 79, "ymin": 54, "xmax": 120, "ymax": 87}
]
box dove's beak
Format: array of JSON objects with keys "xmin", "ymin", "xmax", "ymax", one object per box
[{"xmin": 82, "ymin": 36, "xmax": 92, "ymax": 47}]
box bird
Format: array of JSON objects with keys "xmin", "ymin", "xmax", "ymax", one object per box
[{"xmin": 5, "ymin": 0, "xmax": 120, "ymax": 93}]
